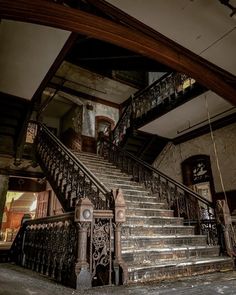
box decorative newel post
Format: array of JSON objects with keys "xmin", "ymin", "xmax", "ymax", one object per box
[
  {"xmin": 74, "ymin": 197, "xmax": 93, "ymax": 289},
  {"xmin": 113, "ymin": 189, "xmax": 128, "ymax": 285},
  {"xmin": 215, "ymin": 199, "xmax": 236, "ymax": 257}
]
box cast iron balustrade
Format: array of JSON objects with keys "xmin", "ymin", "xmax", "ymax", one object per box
[
  {"xmin": 34, "ymin": 122, "xmax": 113, "ymax": 212},
  {"xmin": 101, "ymin": 139, "xmax": 219, "ymax": 246},
  {"xmin": 10, "ymin": 205, "xmax": 126, "ymax": 289},
  {"xmin": 11, "ymin": 213, "xmax": 77, "ymax": 287},
  {"xmin": 112, "ymin": 72, "xmax": 201, "ymax": 146}
]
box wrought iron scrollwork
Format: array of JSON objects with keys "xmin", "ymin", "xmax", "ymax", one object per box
[
  {"xmin": 90, "ymin": 216, "xmax": 113, "ymax": 286},
  {"xmin": 34, "ymin": 122, "xmax": 113, "ymax": 211},
  {"xmin": 101, "ymin": 139, "xmax": 219, "ymax": 246},
  {"xmin": 112, "ymin": 72, "xmax": 196, "ymax": 146}
]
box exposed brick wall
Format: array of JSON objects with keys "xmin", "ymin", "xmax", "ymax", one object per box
[{"xmin": 154, "ymin": 122, "xmax": 236, "ymax": 197}]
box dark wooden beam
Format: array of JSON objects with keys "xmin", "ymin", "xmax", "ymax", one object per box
[
  {"xmin": 8, "ymin": 176, "xmax": 46, "ymax": 192},
  {"xmin": 0, "ymin": 0, "xmax": 236, "ymax": 105},
  {"xmin": 0, "ymin": 168, "xmax": 44, "ymax": 179},
  {"xmin": 48, "ymin": 82, "xmax": 120, "ymax": 109}
]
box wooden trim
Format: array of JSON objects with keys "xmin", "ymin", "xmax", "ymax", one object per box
[
  {"xmin": 0, "ymin": 168, "xmax": 44, "ymax": 178},
  {"xmin": 173, "ymin": 112, "xmax": 236, "ymax": 144},
  {"xmin": 48, "ymin": 82, "xmax": 120, "ymax": 109},
  {"xmin": 0, "ymin": 0, "xmax": 236, "ymax": 105}
]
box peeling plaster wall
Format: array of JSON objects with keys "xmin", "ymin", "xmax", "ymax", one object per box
[
  {"xmin": 153, "ymin": 123, "xmax": 236, "ymax": 193},
  {"xmin": 0, "ymin": 175, "xmax": 9, "ymax": 226},
  {"xmin": 82, "ymin": 100, "xmax": 119, "ymax": 138}
]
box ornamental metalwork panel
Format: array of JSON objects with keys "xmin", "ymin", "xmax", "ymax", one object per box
[{"xmin": 90, "ymin": 217, "xmax": 112, "ymax": 286}]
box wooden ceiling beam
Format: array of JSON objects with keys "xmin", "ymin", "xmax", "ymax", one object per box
[{"xmin": 0, "ymin": 0, "xmax": 236, "ymax": 105}]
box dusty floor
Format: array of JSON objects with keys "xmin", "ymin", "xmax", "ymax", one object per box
[{"xmin": 0, "ymin": 263, "xmax": 236, "ymax": 295}]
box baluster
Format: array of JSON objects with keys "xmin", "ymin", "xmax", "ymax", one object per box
[{"xmin": 74, "ymin": 198, "xmax": 93, "ymax": 289}]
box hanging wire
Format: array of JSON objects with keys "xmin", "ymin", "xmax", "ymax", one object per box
[{"xmin": 204, "ymin": 94, "xmax": 228, "ymax": 206}]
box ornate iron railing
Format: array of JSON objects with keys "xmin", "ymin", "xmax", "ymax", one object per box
[
  {"xmin": 101, "ymin": 139, "xmax": 219, "ymax": 246},
  {"xmin": 11, "ymin": 194, "xmax": 127, "ymax": 289},
  {"xmin": 34, "ymin": 122, "xmax": 113, "ymax": 211},
  {"xmin": 112, "ymin": 72, "xmax": 197, "ymax": 145},
  {"xmin": 11, "ymin": 213, "xmax": 77, "ymax": 287}
]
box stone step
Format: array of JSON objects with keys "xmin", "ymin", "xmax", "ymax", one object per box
[
  {"xmin": 122, "ymin": 245, "xmax": 219, "ymax": 265},
  {"xmin": 122, "ymin": 225, "xmax": 195, "ymax": 236},
  {"xmin": 79, "ymin": 161, "xmax": 117, "ymax": 169},
  {"xmin": 126, "ymin": 257, "xmax": 234, "ymax": 283},
  {"xmin": 126, "ymin": 208, "xmax": 173, "ymax": 217},
  {"xmin": 90, "ymin": 169, "xmax": 130, "ymax": 177},
  {"xmin": 121, "ymin": 235, "xmax": 207, "ymax": 249},
  {"xmin": 125, "ymin": 200, "xmax": 167, "ymax": 209},
  {"xmin": 98, "ymin": 175, "xmax": 133, "ymax": 182},
  {"xmin": 124, "ymin": 195, "xmax": 160, "ymax": 203},
  {"xmin": 100, "ymin": 182, "xmax": 146, "ymax": 191},
  {"xmin": 125, "ymin": 216, "xmax": 184, "ymax": 226},
  {"xmin": 73, "ymin": 152, "xmax": 234, "ymax": 284},
  {"xmin": 73, "ymin": 151, "xmax": 101, "ymax": 159}
]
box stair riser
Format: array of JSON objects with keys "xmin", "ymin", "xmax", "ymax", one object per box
[
  {"xmin": 125, "ymin": 217, "xmax": 183, "ymax": 226},
  {"xmin": 87, "ymin": 166, "xmax": 122, "ymax": 173},
  {"xmin": 122, "ymin": 226, "xmax": 195, "ymax": 236},
  {"xmin": 99, "ymin": 176, "xmax": 133, "ymax": 183},
  {"xmin": 126, "ymin": 209, "xmax": 173, "ymax": 217},
  {"xmin": 127, "ymin": 259, "xmax": 233, "ymax": 284},
  {"xmin": 122, "ymin": 236, "xmax": 207, "ymax": 248},
  {"xmin": 101, "ymin": 183, "xmax": 146, "ymax": 190},
  {"xmin": 125, "ymin": 202, "xmax": 167, "ymax": 209},
  {"xmin": 123, "ymin": 248, "xmax": 219, "ymax": 264},
  {"xmin": 91, "ymin": 170, "xmax": 130, "ymax": 177},
  {"xmin": 79, "ymin": 158, "xmax": 116, "ymax": 169},
  {"xmin": 124, "ymin": 195, "xmax": 163, "ymax": 203}
]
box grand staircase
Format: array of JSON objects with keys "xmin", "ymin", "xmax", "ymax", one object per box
[{"xmin": 74, "ymin": 151, "xmax": 234, "ymax": 284}]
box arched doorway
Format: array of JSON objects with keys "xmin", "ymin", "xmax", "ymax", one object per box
[{"xmin": 181, "ymin": 155, "xmax": 215, "ymax": 203}]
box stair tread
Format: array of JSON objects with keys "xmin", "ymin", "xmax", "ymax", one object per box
[
  {"xmin": 122, "ymin": 245, "xmax": 218, "ymax": 253},
  {"xmin": 126, "ymin": 215, "xmax": 182, "ymax": 219},
  {"xmin": 123, "ymin": 224, "xmax": 195, "ymax": 228},
  {"xmin": 127, "ymin": 256, "xmax": 232, "ymax": 271},
  {"xmin": 127, "ymin": 208, "xmax": 172, "ymax": 212},
  {"xmin": 73, "ymin": 151, "xmax": 231, "ymax": 283},
  {"xmin": 123, "ymin": 234, "xmax": 206, "ymax": 239}
]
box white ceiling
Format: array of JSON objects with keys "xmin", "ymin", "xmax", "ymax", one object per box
[
  {"xmin": 0, "ymin": 20, "xmax": 70, "ymax": 100},
  {"xmin": 107, "ymin": 0, "xmax": 236, "ymax": 75},
  {"xmin": 54, "ymin": 61, "xmax": 138, "ymax": 104},
  {"xmin": 140, "ymin": 91, "xmax": 236, "ymax": 138},
  {"xmin": 0, "ymin": 3, "xmax": 235, "ymax": 140},
  {"xmin": 106, "ymin": 0, "xmax": 236, "ymax": 138}
]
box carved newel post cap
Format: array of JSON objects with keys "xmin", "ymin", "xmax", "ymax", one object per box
[
  {"xmin": 113, "ymin": 188, "xmax": 126, "ymax": 223},
  {"xmin": 75, "ymin": 197, "xmax": 94, "ymax": 222}
]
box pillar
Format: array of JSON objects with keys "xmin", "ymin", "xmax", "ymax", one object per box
[{"xmin": 0, "ymin": 175, "xmax": 9, "ymax": 229}]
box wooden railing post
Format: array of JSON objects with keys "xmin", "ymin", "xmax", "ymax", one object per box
[
  {"xmin": 112, "ymin": 189, "xmax": 128, "ymax": 285},
  {"xmin": 74, "ymin": 197, "xmax": 93, "ymax": 289}
]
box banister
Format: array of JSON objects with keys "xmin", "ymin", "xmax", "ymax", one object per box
[
  {"xmin": 111, "ymin": 71, "xmax": 198, "ymax": 146},
  {"xmin": 103, "ymin": 138, "xmax": 213, "ymax": 208},
  {"xmin": 39, "ymin": 123, "xmax": 110, "ymax": 195},
  {"xmin": 33, "ymin": 121, "xmax": 113, "ymax": 211}
]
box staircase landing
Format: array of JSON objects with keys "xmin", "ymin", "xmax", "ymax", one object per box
[{"xmin": 75, "ymin": 151, "xmax": 234, "ymax": 284}]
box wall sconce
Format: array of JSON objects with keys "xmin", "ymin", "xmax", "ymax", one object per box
[{"xmin": 219, "ymin": 0, "xmax": 236, "ymax": 19}]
